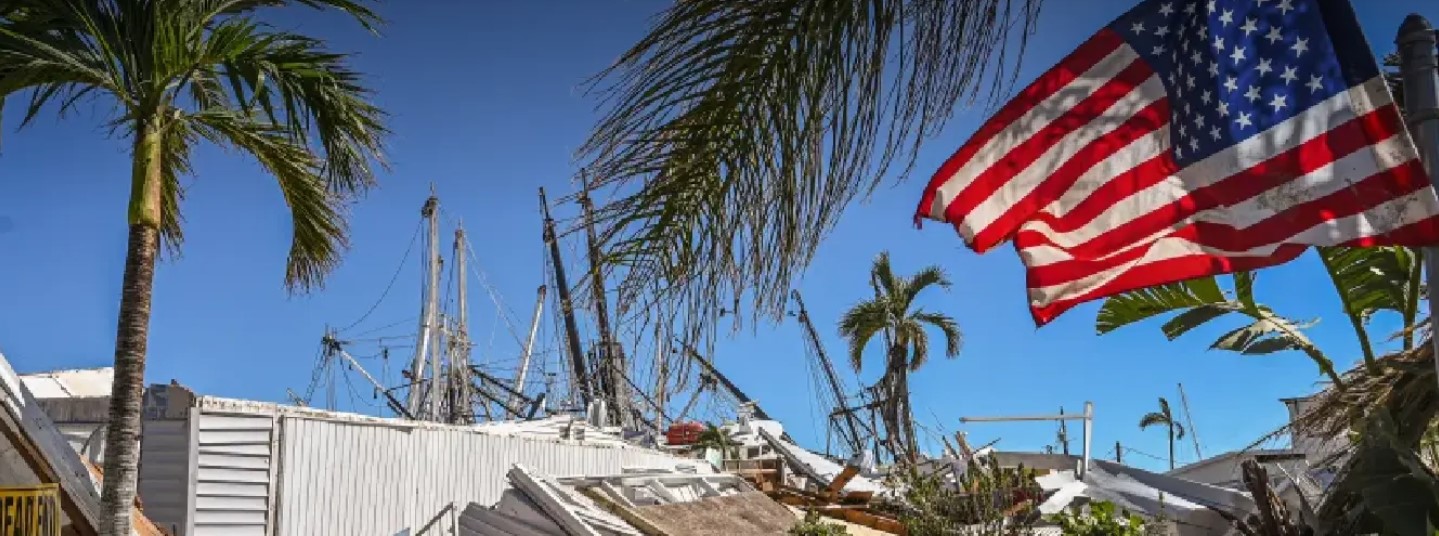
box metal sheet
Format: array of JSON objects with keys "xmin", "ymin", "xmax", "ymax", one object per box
[
  {"xmin": 275, "ymin": 416, "xmax": 708, "ymax": 536},
  {"xmin": 192, "ymin": 412, "xmax": 273, "ymax": 536}
]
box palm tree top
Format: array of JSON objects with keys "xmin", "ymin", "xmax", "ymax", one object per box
[
  {"xmin": 1138, "ymin": 397, "xmax": 1186, "ymax": 439},
  {"xmin": 839, "ymin": 251, "xmax": 962, "ymax": 373},
  {"xmin": 0, "ymin": 0, "xmax": 387, "ymax": 290}
]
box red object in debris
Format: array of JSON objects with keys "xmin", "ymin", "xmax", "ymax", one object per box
[{"xmin": 666, "ymin": 422, "xmax": 705, "ymax": 446}]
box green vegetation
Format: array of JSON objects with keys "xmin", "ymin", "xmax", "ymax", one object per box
[
  {"xmin": 839, "ymin": 251, "xmax": 963, "ymax": 463},
  {"xmin": 0, "ymin": 1, "xmax": 386, "ymax": 533},
  {"xmin": 1051, "ymin": 502, "xmax": 1147, "ymax": 536}
]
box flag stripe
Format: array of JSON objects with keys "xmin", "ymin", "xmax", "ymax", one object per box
[
  {"xmin": 939, "ymin": 57, "xmax": 1154, "ymax": 245},
  {"xmin": 920, "ymin": 30, "xmax": 1131, "ymax": 230},
  {"xmin": 968, "ymin": 83, "xmax": 1172, "ymax": 252},
  {"xmin": 1032, "ymin": 202, "xmax": 1439, "ymax": 324},
  {"xmin": 1015, "ymin": 102, "xmax": 1405, "ymax": 261},
  {"xmin": 1026, "ymin": 155, "xmax": 1429, "ymax": 289},
  {"xmin": 915, "ymin": 0, "xmax": 1439, "ymax": 325}
]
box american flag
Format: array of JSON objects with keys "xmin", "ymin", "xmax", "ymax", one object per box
[{"xmin": 915, "ymin": 0, "xmax": 1439, "ymax": 325}]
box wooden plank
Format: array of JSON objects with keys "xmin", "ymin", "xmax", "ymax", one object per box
[
  {"xmin": 817, "ymin": 507, "xmax": 906, "ymax": 535},
  {"xmin": 576, "ymin": 486, "xmax": 671, "ymax": 536},
  {"xmin": 0, "ymin": 352, "xmax": 100, "ymax": 535},
  {"xmin": 823, "ymin": 465, "xmax": 860, "ymax": 499}
]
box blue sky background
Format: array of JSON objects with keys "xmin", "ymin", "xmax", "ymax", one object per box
[{"xmin": 1, "ymin": 0, "xmax": 1435, "ymax": 472}]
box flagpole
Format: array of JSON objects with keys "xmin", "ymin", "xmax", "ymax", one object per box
[{"xmin": 1396, "ymin": 15, "xmax": 1439, "ymax": 391}]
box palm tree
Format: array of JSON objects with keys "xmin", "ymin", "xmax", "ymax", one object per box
[
  {"xmin": 1138, "ymin": 398, "xmax": 1186, "ymax": 471},
  {"xmin": 838, "ymin": 251, "xmax": 962, "ymax": 463},
  {"xmin": 695, "ymin": 423, "xmax": 739, "ymax": 460},
  {"xmin": 577, "ymin": 1, "xmax": 1043, "ymax": 351},
  {"xmin": 0, "ymin": 2, "xmax": 386, "ymax": 534}
]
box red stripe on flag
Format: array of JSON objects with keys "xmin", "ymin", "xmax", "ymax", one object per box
[
  {"xmin": 1014, "ymin": 105, "xmax": 1405, "ymax": 260},
  {"xmin": 914, "ymin": 29, "xmax": 1126, "ymax": 229},
  {"xmin": 1028, "ymin": 245, "xmax": 1307, "ymax": 325},
  {"xmin": 970, "ymin": 99, "xmax": 1172, "ymax": 252},
  {"xmin": 1026, "ymin": 152, "xmax": 1426, "ymax": 287},
  {"xmin": 941, "ymin": 59, "xmax": 1154, "ymax": 246}
]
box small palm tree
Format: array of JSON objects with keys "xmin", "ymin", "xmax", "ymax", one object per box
[
  {"xmin": 839, "ymin": 251, "xmax": 962, "ymax": 463},
  {"xmin": 1138, "ymin": 398, "xmax": 1186, "ymax": 471},
  {"xmin": 0, "ymin": 2, "xmax": 385, "ymax": 534},
  {"xmin": 695, "ymin": 423, "xmax": 739, "ymax": 459}
]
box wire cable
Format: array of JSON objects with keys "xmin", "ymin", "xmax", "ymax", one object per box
[{"xmin": 338, "ymin": 219, "xmax": 424, "ymax": 333}]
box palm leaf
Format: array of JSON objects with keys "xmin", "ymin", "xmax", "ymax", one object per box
[
  {"xmin": 579, "ymin": 0, "xmax": 1043, "ymax": 347},
  {"xmin": 1316, "ymin": 246, "xmax": 1420, "ymax": 363},
  {"xmin": 838, "ymin": 297, "xmax": 891, "ymax": 373},
  {"xmin": 1138, "ymin": 412, "xmax": 1169, "ymax": 430},
  {"xmin": 902, "ymin": 264, "xmax": 951, "ymax": 309},
  {"xmin": 912, "ymin": 310, "xmax": 962, "ymax": 360},
  {"xmin": 1096, "ymin": 276, "xmax": 1227, "ymax": 334}
]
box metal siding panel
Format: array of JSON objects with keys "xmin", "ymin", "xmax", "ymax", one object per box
[
  {"xmin": 139, "ymin": 418, "xmax": 191, "ymax": 535},
  {"xmin": 275, "ymin": 418, "xmax": 706, "ymax": 536},
  {"xmin": 193, "ymin": 412, "xmax": 272, "ymax": 536}
]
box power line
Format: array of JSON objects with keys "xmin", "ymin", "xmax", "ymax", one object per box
[{"xmin": 339, "ymin": 219, "xmax": 424, "ymax": 333}]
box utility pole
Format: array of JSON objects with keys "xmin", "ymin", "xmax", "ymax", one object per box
[
  {"xmin": 578, "ymin": 172, "xmax": 630, "ymax": 427},
  {"xmin": 1177, "ymin": 383, "xmax": 1202, "ymax": 460},
  {"xmin": 508, "ymin": 285, "xmax": 547, "ymax": 417},
  {"xmin": 653, "ymin": 327, "xmax": 670, "ymax": 435},
  {"xmin": 1057, "ymin": 406, "xmax": 1070, "ymax": 456},
  {"xmin": 1397, "ymin": 16, "xmax": 1439, "ymax": 393},
  {"xmin": 540, "ymin": 187, "xmax": 592, "ymax": 406},
  {"xmin": 406, "ymin": 192, "xmax": 442, "ymax": 419},
  {"xmin": 792, "ymin": 290, "xmax": 864, "ymax": 456},
  {"xmin": 960, "ymin": 402, "xmax": 1095, "ymax": 477},
  {"xmin": 451, "ymin": 225, "xmax": 472, "ymax": 424},
  {"xmin": 1115, "ymin": 441, "xmax": 1123, "ymax": 464}
]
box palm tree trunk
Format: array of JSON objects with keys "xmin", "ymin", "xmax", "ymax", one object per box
[
  {"xmin": 1168, "ymin": 425, "xmax": 1176, "ymax": 471},
  {"xmin": 99, "ymin": 120, "xmax": 165, "ymax": 536}
]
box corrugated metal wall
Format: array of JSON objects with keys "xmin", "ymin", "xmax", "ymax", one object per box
[
  {"xmin": 138, "ymin": 418, "xmax": 191, "ymax": 535},
  {"xmin": 275, "ymin": 417, "xmax": 705, "ymax": 536},
  {"xmin": 192, "ymin": 413, "xmax": 274, "ymax": 536}
]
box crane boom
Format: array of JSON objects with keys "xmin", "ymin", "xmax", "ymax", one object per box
[{"xmin": 791, "ymin": 290, "xmax": 864, "ymax": 455}]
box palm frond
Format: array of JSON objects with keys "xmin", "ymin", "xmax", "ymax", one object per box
[
  {"xmin": 838, "ymin": 297, "xmax": 892, "ymax": 373},
  {"xmin": 187, "ymin": 0, "xmax": 382, "ymax": 33},
  {"xmin": 1315, "ymin": 246, "xmax": 1420, "ymax": 364},
  {"xmin": 1158, "ymin": 397, "xmax": 1172, "ymax": 420},
  {"xmin": 912, "ymin": 310, "xmax": 961, "ymax": 360},
  {"xmin": 1172, "ymin": 420, "xmax": 1185, "ymax": 440},
  {"xmin": 209, "ymin": 26, "xmax": 387, "ymax": 195},
  {"xmin": 872, "ymin": 250, "xmax": 900, "ymax": 299},
  {"xmin": 1096, "ymin": 276, "xmax": 1227, "ymax": 334},
  {"xmin": 902, "ymin": 265, "xmax": 951, "ymax": 308},
  {"xmin": 580, "ymin": 0, "xmax": 1042, "ymax": 345},
  {"xmin": 1138, "ymin": 412, "xmax": 1170, "ymax": 430},
  {"xmin": 193, "ymin": 112, "xmax": 343, "ymax": 291},
  {"xmin": 899, "ymin": 319, "xmax": 929, "ymax": 372}
]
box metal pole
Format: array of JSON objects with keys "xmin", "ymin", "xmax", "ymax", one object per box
[
  {"xmin": 508, "ymin": 285, "xmax": 547, "ymax": 417},
  {"xmin": 453, "ymin": 225, "xmax": 471, "ymax": 424},
  {"xmin": 1082, "ymin": 401, "xmax": 1093, "ymax": 478},
  {"xmin": 1398, "ymin": 16, "xmax": 1439, "ymax": 394},
  {"xmin": 540, "ymin": 187, "xmax": 593, "ymax": 406},
  {"xmin": 406, "ymin": 194, "xmax": 441, "ymax": 418},
  {"xmin": 1177, "ymin": 383, "xmax": 1202, "ymax": 459},
  {"xmin": 1397, "ymin": 16, "xmax": 1439, "ymax": 395}
]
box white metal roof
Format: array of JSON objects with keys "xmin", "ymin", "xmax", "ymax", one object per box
[{"xmin": 19, "ymin": 367, "xmax": 113, "ymax": 399}]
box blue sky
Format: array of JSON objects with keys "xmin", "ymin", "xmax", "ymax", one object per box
[{"xmin": 0, "ymin": 0, "xmax": 1434, "ymax": 472}]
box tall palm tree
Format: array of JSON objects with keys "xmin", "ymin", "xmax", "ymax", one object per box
[
  {"xmin": 838, "ymin": 251, "xmax": 962, "ymax": 463},
  {"xmin": 577, "ymin": 1, "xmax": 1042, "ymax": 351},
  {"xmin": 0, "ymin": 2, "xmax": 386, "ymax": 534},
  {"xmin": 1138, "ymin": 397, "xmax": 1186, "ymax": 471}
]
